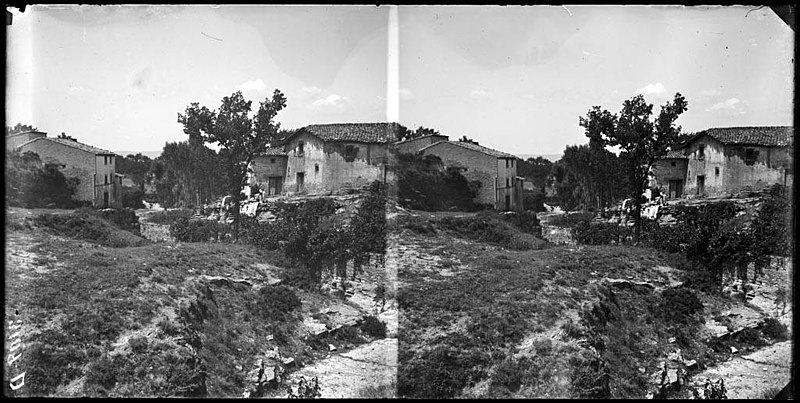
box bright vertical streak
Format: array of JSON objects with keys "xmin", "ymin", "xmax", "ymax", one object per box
[
  {"xmin": 5, "ymin": 9, "xmax": 35, "ymax": 126},
  {"xmin": 386, "ymin": 5, "xmax": 399, "ymax": 122}
]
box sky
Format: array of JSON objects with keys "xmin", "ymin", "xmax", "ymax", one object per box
[{"xmin": 6, "ymin": 5, "xmax": 794, "ymax": 156}]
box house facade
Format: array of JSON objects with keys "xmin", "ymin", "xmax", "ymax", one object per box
[
  {"xmin": 395, "ymin": 134, "xmax": 449, "ymax": 155},
  {"xmin": 17, "ymin": 135, "xmax": 122, "ymax": 208},
  {"xmin": 654, "ymin": 126, "xmax": 793, "ymax": 198},
  {"xmin": 418, "ymin": 141, "xmax": 524, "ymax": 211},
  {"xmin": 652, "ymin": 149, "xmax": 689, "ymax": 199},
  {"xmin": 6, "ymin": 130, "xmax": 47, "ymax": 151},
  {"xmin": 249, "ymin": 147, "xmax": 289, "ymax": 196},
  {"xmin": 280, "ymin": 123, "xmax": 397, "ymax": 195}
]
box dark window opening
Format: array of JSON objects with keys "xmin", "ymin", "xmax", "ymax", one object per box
[
  {"xmin": 506, "ymin": 178, "xmax": 510, "ymax": 187},
  {"xmin": 344, "ymin": 145, "xmax": 359, "ymax": 162},
  {"xmin": 715, "ymin": 167, "xmax": 720, "ymax": 176},
  {"xmin": 297, "ymin": 141, "xmax": 305, "ymax": 156},
  {"xmin": 105, "ymin": 175, "xmax": 108, "ymax": 184},
  {"xmin": 698, "ymin": 144, "xmax": 705, "ymax": 160},
  {"xmin": 671, "ymin": 161, "xmax": 676, "ymax": 167},
  {"xmin": 315, "ymin": 164, "xmax": 320, "ymax": 174},
  {"xmin": 270, "ymin": 158, "xmax": 276, "ymax": 164},
  {"xmin": 744, "ymin": 148, "xmax": 757, "ymax": 166}
]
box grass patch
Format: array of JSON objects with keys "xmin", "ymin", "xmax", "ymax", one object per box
[{"xmin": 32, "ymin": 210, "xmax": 147, "ymax": 247}]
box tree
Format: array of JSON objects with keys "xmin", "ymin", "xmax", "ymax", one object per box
[
  {"xmin": 458, "ymin": 135, "xmax": 478, "ymax": 145},
  {"xmin": 117, "ymin": 153, "xmax": 152, "ymax": 190},
  {"xmin": 57, "ymin": 132, "xmax": 77, "ymax": 141},
  {"xmin": 396, "ymin": 125, "xmax": 441, "ymax": 142},
  {"xmin": 517, "ymin": 156, "xmax": 553, "ymax": 193},
  {"xmin": 153, "ymin": 141, "xmax": 226, "ymax": 208},
  {"xmin": 5, "ymin": 123, "xmax": 38, "ymax": 136},
  {"xmin": 579, "ymin": 93, "xmax": 688, "ymax": 242},
  {"xmin": 178, "ymin": 90, "xmax": 287, "ymax": 237}
]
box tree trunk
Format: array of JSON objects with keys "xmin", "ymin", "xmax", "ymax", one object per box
[{"xmin": 232, "ymin": 193, "xmax": 240, "ymax": 240}]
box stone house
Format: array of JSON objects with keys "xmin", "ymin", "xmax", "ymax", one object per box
[
  {"xmin": 652, "ymin": 149, "xmax": 689, "ymax": 199},
  {"xmin": 418, "ymin": 140, "xmax": 524, "ymax": 211},
  {"xmin": 653, "ymin": 126, "xmax": 793, "ymax": 198},
  {"xmin": 395, "ymin": 134, "xmax": 450, "ymax": 155},
  {"xmin": 6, "ymin": 130, "xmax": 47, "ymax": 151},
  {"xmin": 279, "ymin": 123, "xmax": 397, "ymax": 195},
  {"xmin": 248, "ymin": 146, "xmax": 289, "ymax": 196},
  {"xmin": 16, "ymin": 135, "xmax": 122, "ymax": 208}
]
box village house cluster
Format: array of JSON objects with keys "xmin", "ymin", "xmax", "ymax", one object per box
[
  {"xmin": 652, "ymin": 126, "xmax": 793, "ymax": 199},
  {"xmin": 6, "ymin": 123, "xmax": 792, "ymax": 212},
  {"xmin": 7, "ymin": 130, "xmax": 123, "ymax": 208}
]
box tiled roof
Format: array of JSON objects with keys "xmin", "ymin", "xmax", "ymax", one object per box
[
  {"xmin": 395, "ymin": 134, "xmax": 449, "ymax": 145},
  {"xmin": 7, "ymin": 130, "xmax": 47, "ymax": 137},
  {"xmin": 298, "ymin": 123, "xmax": 401, "ymax": 144},
  {"xmin": 663, "ymin": 149, "xmax": 688, "ymax": 159},
  {"xmin": 259, "ymin": 146, "xmax": 288, "ymax": 156},
  {"xmin": 699, "ymin": 126, "xmax": 793, "ymax": 147},
  {"xmin": 421, "ymin": 140, "xmax": 518, "ymax": 159},
  {"xmin": 18, "ymin": 137, "xmax": 116, "ymax": 155}
]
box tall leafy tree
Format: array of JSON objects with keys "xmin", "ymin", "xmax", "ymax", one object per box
[
  {"xmin": 579, "ymin": 93, "xmax": 688, "ymax": 242},
  {"xmin": 517, "ymin": 156, "xmax": 553, "ymax": 193},
  {"xmin": 177, "ymin": 90, "xmax": 286, "ymax": 236},
  {"xmin": 117, "ymin": 153, "xmax": 152, "ymax": 190}
]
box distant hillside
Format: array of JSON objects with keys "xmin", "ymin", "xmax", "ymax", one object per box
[
  {"xmin": 517, "ymin": 154, "xmax": 562, "ymax": 162},
  {"xmin": 114, "ymin": 151, "xmax": 161, "ymax": 159}
]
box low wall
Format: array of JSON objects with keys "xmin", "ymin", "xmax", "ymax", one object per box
[{"xmin": 140, "ymin": 222, "xmax": 174, "ymax": 242}]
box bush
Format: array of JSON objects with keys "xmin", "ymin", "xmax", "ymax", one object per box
[
  {"xmin": 128, "ymin": 336, "xmax": 149, "ymax": 353},
  {"xmin": 121, "ymin": 187, "xmax": 146, "ymax": 209},
  {"xmin": 170, "ymin": 217, "xmax": 227, "ymax": 242},
  {"xmin": 658, "ymin": 288, "xmax": 703, "ymax": 324},
  {"xmin": 360, "ymin": 316, "xmax": 387, "ymax": 338},
  {"xmin": 573, "ymin": 221, "xmax": 631, "ymax": 245},
  {"xmin": 145, "ymin": 209, "xmax": 193, "ymax": 225},
  {"xmin": 397, "ymin": 153, "xmax": 482, "ymax": 211},
  {"xmin": 256, "ymin": 285, "xmax": 302, "ymax": 321},
  {"xmin": 523, "ymin": 190, "xmax": 546, "ymax": 212},
  {"xmin": 545, "ymin": 212, "xmax": 595, "ymax": 228},
  {"xmin": 6, "ymin": 150, "xmax": 82, "ymax": 208},
  {"xmin": 761, "ymin": 317, "xmax": 788, "ymax": 340},
  {"xmin": 91, "ymin": 207, "xmax": 141, "ymax": 235},
  {"xmin": 32, "ymin": 211, "xmax": 147, "ymax": 247},
  {"xmin": 486, "ymin": 210, "xmax": 542, "ymax": 237}
]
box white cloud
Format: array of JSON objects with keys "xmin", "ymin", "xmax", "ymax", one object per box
[
  {"xmin": 400, "ymin": 88, "xmax": 415, "ymax": 100},
  {"xmin": 235, "ymin": 79, "xmax": 267, "ymax": 92},
  {"xmin": 636, "ymin": 82, "xmax": 667, "ymax": 96},
  {"xmin": 469, "ymin": 89, "xmax": 489, "ymax": 100},
  {"xmin": 297, "ymin": 85, "xmax": 322, "ymax": 99},
  {"xmin": 708, "ymin": 97, "xmax": 741, "ymax": 111},
  {"xmin": 310, "ymin": 94, "xmax": 350, "ymax": 110}
]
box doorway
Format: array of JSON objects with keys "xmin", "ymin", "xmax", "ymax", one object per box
[
  {"xmin": 668, "ymin": 179, "xmax": 683, "ymax": 199},
  {"xmin": 696, "ymin": 175, "xmax": 705, "ymax": 196},
  {"xmin": 296, "ymin": 172, "xmax": 305, "ymax": 193}
]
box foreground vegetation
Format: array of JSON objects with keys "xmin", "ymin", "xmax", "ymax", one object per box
[
  {"xmin": 394, "ymin": 206, "xmax": 789, "ymax": 399},
  {"xmin": 5, "ymin": 184, "xmax": 390, "ymax": 398}
]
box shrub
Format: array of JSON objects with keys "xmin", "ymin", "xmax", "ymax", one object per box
[
  {"xmin": 92, "ymin": 207, "xmax": 141, "ymax": 235},
  {"xmin": 256, "ymin": 285, "xmax": 302, "ymax": 321},
  {"xmin": 398, "ymin": 335, "xmax": 491, "ymax": 398},
  {"xmin": 489, "ymin": 356, "xmax": 536, "ymax": 396},
  {"xmin": 144, "ymin": 209, "xmax": 193, "ymax": 225},
  {"xmin": 86, "ymin": 354, "xmax": 119, "ymax": 390},
  {"xmin": 396, "ymin": 153, "xmax": 482, "ymax": 211},
  {"xmin": 360, "ymin": 316, "xmax": 387, "ymax": 339},
  {"xmin": 545, "ymin": 212, "xmax": 594, "ymax": 228},
  {"xmin": 6, "ymin": 150, "xmax": 82, "ymax": 208},
  {"xmin": 170, "ymin": 217, "xmax": 227, "ymax": 242},
  {"xmin": 573, "ymin": 221, "xmax": 631, "ymax": 245},
  {"xmin": 485, "ymin": 210, "xmax": 542, "ymax": 237},
  {"xmin": 129, "ymin": 336, "xmax": 149, "ymax": 353},
  {"xmin": 658, "ymin": 288, "xmax": 703, "ymax": 324},
  {"xmin": 32, "ymin": 211, "xmax": 147, "ymax": 247},
  {"xmin": 760, "ymin": 318, "xmax": 788, "ymax": 340},
  {"xmin": 121, "ymin": 187, "xmax": 146, "ymax": 209}
]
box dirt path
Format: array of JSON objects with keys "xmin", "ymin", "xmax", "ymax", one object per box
[
  {"xmin": 284, "ymin": 337, "xmax": 397, "ymax": 398},
  {"xmin": 688, "ymin": 340, "xmax": 792, "ymax": 399}
]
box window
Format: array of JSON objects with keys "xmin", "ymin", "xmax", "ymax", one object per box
[
  {"xmin": 506, "ymin": 178, "xmax": 510, "ymax": 187},
  {"xmin": 297, "ymin": 141, "xmax": 305, "ymax": 156},
  {"xmin": 511, "ymin": 159, "xmax": 514, "ymax": 168},
  {"xmin": 505, "ymin": 159, "xmax": 509, "ymax": 168},
  {"xmin": 744, "ymin": 148, "xmax": 757, "ymax": 166},
  {"xmin": 715, "ymin": 167, "xmax": 720, "ymax": 176},
  {"xmin": 315, "ymin": 164, "xmax": 320, "ymax": 174},
  {"xmin": 698, "ymin": 144, "xmax": 705, "ymax": 160},
  {"xmin": 671, "ymin": 161, "xmax": 676, "ymax": 167},
  {"xmin": 105, "ymin": 175, "xmax": 108, "ymax": 184},
  {"xmin": 270, "ymin": 158, "xmax": 276, "ymax": 164},
  {"xmin": 110, "ymin": 156, "xmax": 114, "ymax": 165}
]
